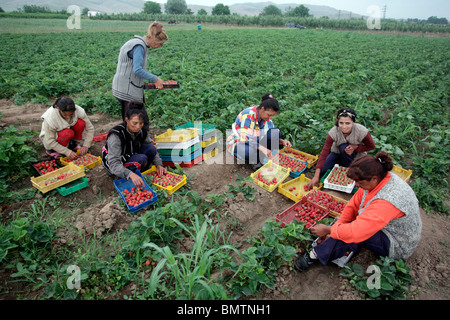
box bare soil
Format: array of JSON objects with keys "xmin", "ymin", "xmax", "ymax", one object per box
[{"xmin": 0, "ymin": 99, "xmax": 448, "ymax": 300}]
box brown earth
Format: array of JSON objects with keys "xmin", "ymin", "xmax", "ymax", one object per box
[{"xmin": 0, "ymin": 99, "xmax": 448, "ymax": 300}]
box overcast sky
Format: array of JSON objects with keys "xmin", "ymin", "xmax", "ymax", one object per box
[{"xmin": 153, "ymin": 1, "xmax": 450, "ymax": 20}]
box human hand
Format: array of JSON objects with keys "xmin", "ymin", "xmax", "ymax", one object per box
[
  {"xmin": 281, "ymin": 139, "xmax": 292, "ymax": 149},
  {"xmin": 156, "ymin": 165, "xmax": 167, "ymax": 176},
  {"xmin": 344, "ymin": 144, "xmax": 357, "ymax": 155},
  {"xmin": 310, "ymin": 224, "xmax": 331, "ymax": 238},
  {"xmin": 69, "ymin": 151, "xmax": 79, "ymax": 160},
  {"xmin": 130, "ymin": 172, "xmax": 145, "ymax": 189},
  {"xmin": 306, "ymin": 176, "xmax": 319, "ymax": 190},
  {"xmin": 259, "ymin": 146, "xmax": 272, "ymax": 158},
  {"xmin": 79, "ymin": 146, "xmax": 89, "ymax": 156},
  {"xmin": 155, "ymin": 78, "xmax": 164, "ymax": 89}
]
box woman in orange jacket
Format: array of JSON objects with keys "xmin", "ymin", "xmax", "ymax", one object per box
[{"xmin": 295, "ymin": 151, "xmax": 422, "ymax": 271}]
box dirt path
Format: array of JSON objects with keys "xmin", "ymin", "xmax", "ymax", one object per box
[{"xmin": 1, "ymin": 100, "xmax": 448, "ymax": 300}]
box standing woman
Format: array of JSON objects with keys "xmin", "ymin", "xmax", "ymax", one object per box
[
  {"xmin": 295, "ymin": 151, "xmax": 422, "ymax": 271},
  {"xmin": 226, "ymin": 94, "xmax": 292, "ymax": 170},
  {"xmin": 306, "ymin": 107, "xmax": 375, "ymax": 189},
  {"xmin": 112, "ymin": 22, "xmax": 169, "ymax": 130},
  {"xmin": 39, "ymin": 96, "xmax": 94, "ymax": 160}
]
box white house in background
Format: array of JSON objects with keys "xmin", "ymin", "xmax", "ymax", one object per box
[{"xmin": 87, "ymin": 11, "xmax": 102, "ymax": 17}]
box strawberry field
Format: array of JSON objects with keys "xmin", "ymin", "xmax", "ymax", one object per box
[{"xmin": 0, "ymin": 20, "xmax": 449, "ymax": 302}]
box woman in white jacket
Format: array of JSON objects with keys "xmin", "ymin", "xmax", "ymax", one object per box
[{"xmin": 39, "ymin": 97, "xmax": 94, "ymax": 160}]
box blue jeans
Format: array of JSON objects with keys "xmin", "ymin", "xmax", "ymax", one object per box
[
  {"xmin": 124, "ymin": 144, "xmax": 157, "ymax": 172},
  {"xmin": 321, "ymin": 143, "xmax": 356, "ymax": 175},
  {"xmin": 313, "ymin": 230, "xmax": 390, "ymax": 265},
  {"xmin": 234, "ymin": 128, "xmax": 282, "ymax": 164}
]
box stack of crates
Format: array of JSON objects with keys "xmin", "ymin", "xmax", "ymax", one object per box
[
  {"xmin": 175, "ymin": 121, "xmax": 218, "ymax": 161},
  {"xmin": 155, "ymin": 129, "xmax": 202, "ymax": 167}
]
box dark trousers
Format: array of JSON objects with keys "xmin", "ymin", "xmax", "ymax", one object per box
[
  {"xmin": 233, "ymin": 128, "xmax": 282, "ymax": 164},
  {"xmin": 321, "ymin": 143, "xmax": 356, "ymax": 175},
  {"xmin": 123, "ymin": 144, "xmax": 157, "ymax": 173},
  {"xmin": 314, "ymin": 230, "xmax": 391, "ymax": 265}
]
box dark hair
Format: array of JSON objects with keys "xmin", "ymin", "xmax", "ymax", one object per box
[
  {"xmin": 125, "ymin": 102, "xmax": 146, "ymax": 121},
  {"xmin": 347, "ymin": 151, "xmax": 394, "ymax": 182},
  {"xmin": 259, "ymin": 94, "xmax": 280, "ymax": 112},
  {"xmin": 335, "ymin": 107, "xmax": 356, "ymax": 126},
  {"xmin": 53, "ymin": 96, "xmax": 75, "ymax": 112}
]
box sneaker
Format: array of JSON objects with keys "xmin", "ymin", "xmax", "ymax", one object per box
[
  {"xmin": 294, "ymin": 252, "xmax": 317, "ymax": 271},
  {"xmin": 251, "ymin": 162, "xmax": 263, "ymax": 171},
  {"xmin": 46, "ymin": 149, "xmax": 63, "ymax": 160}
]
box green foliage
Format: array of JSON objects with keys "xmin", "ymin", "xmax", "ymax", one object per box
[
  {"xmin": 340, "ymin": 256, "xmax": 414, "ymax": 300},
  {"xmin": 212, "ymin": 4, "xmax": 231, "ymax": 16},
  {"xmin": 165, "ymin": 0, "xmax": 187, "ymax": 15},
  {"xmin": 143, "ymin": 1, "xmax": 162, "ymax": 14}
]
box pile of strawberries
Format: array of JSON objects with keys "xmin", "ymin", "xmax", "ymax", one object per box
[
  {"xmin": 254, "ymin": 170, "xmax": 278, "ymax": 185},
  {"xmin": 326, "ymin": 166, "xmax": 354, "ymax": 186},
  {"xmin": 63, "ymin": 154, "xmax": 99, "ymax": 167},
  {"xmin": 305, "ymin": 190, "xmax": 346, "ymax": 214},
  {"xmin": 293, "ymin": 201, "xmax": 327, "ymax": 229},
  {"xmin": 122, "ymin": 187, "xmax": 154, "ymax": 208},
  {"xmin": 33, "ymin": 160, "xmax": 59, "ymax": 175},
  {"xmin": 148, "ymin": 171, "xmax": 183, "ymax": 188},
  {"xmin": 283, "ymin": 148, "xmax": 309, "ymax": 162},
  {"xmin": 271, "ymin": 154, "xmax": 306, "ymax": 173},
  {"xmin": 43, "ymin": 172, "xmax": 75, "ymax": 186}
]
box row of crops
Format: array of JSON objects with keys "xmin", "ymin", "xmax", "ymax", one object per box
[{"xmin": 0, "ymin": 26, "xmax": 449, "ymax": 214}]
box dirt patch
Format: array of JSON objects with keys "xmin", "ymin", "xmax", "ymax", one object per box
[{"xmin": 0, "ymin": 100, "xmax": 448, "ymax": 300}]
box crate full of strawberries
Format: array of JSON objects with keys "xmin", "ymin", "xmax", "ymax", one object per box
[
  {"xmin": 142, "ymin": 166, "xmax": 187, "ymax": 195},
  {"xmin": 323, "ymin": 164, "xmax": 356, "ymax": 193},
  {"xmin": 276, "ymin": 197, "xmax": 329, "ymax": 228}
]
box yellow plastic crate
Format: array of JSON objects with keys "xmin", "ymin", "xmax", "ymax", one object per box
[
  {"xmin": 60, "ymin": 151, "xmax": 102, "ymax": 169},
  {"xmin": 154, "ymin": 129, "xmax": 198, "ymax": 143},
  {"xmin": 142, "ymin": 166, "xmax": 187, "ymax": 195},
  {"xmin": 278, "ymin": 174, "xmax": 323, "ymax": 202},
  {"xmin": 392, "ymin": 165, "xmax": 412, "ymax": 183},
  {"xmin": 279, "ymin": 147, "xmax": 318, "ymax": 169},
  {"xmin": 31, "ymin": 162, "xmax": 85, "ymax": 194},
  {"xmin": 250, "ymin": 160, "xmax": 290, "ymax": 192},
  {"xmin": 201, "ymin": 136, "xmax": 217, "ymax": 148},
  {"xmin": 202, "ymin": 148, "xmax": 217, "ymax": 161}
]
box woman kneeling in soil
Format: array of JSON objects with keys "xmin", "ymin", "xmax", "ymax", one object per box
[
  {"xmin": 306, "ymin": 107, "xmax": 375, "ymax": 190},
  {"xmin": 39, "ymin": 96, "xmax": 94, "ymax": 160},
  {"xmin": 295, "ymin": 151, "xmax": 422, "ymax": 271},
  {"xmin": 102, "ymin": 104, "xmax": 167, "ymax": 189},
  {"xmin": 226, "ymin": 94, "xmax": 292, "ymax": 170}
]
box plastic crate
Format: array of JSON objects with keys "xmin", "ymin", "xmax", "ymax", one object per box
[
  {"xmin": 279, "ymin": 147, "xmax": 318, "ymax": 169},
  {"xmin": 321, "ymin": 169, "xmax": 358, "ymax": 194},
  {"xmin": 144, "ymin": 80, "xmax": 180, "ymax": 89},
  {"xmin": 162, "ymin": 153, "xmax": 203, "ymax": 168},
  {"xmin": 175, "ymin": 121, "xmax": 216, "ymax": 141},
  {"xmin": 275, "ymin": 197, "xmax": 329, "ymax": 228},
  {"xmin": 250, "ymin": 160, "xmax": 290, "ymax": 192},
  {"xmin": 142, "ymin": 166, "xmax": 187, "ymax": 195},
  {"xmin": 114, "ymin": 170, "xmax": 158, "ymax": 213},
  {"xmin": 201, "ymin": 136, "xmax": 217, "ymax": 148},
  {"xmin": 268, "ymin": 153, "xmax": 307, "ymax": 178},
  {"xmin": 93, "ymin": 132, "xmax": 108, "ymax": 142},
  {"xmin": 30, "ymin": 159, "xmax": 63, "ymax": 176},
  {"xmin": 56, "ymin": 177, "xmax": 89, "ymax": 196},
  {"xmin": 155, "ymin": 136, "xmax": 200, "ymax": 150},
  {"xmin": 160, "ymin": 147, "xmax": 202, "ymax": 162},
  {"xmin": 154, "ymin": 129, "xmax": 198, "ymax": 143},
  {"xmin": 157, "ymin": 142, "xmax": 201, "ymax": 156},
  {"xmin": 31, "ymin": 162, "xmax": 85, "ymax": 194},
  {"xmin": 303, "ymin": 190, "xmax": 348, "ymax": 217},
  {"xmin": 202, "ymin": 148, "xmax": 217, "ymax": 161},
  {"xmin": 278, "ymin": 174, "xmax": 323, "ymax": 202},
  {"xmin": 60, "ymin": 151, "xmax": 102, "ymax": 169},
  {"xmin": 323, "ymin": 164, "xmax": 356, "ymax": 194},
  {"xmin": 392, "ymin": 165, "xmax": 412, "ymax": 183}
]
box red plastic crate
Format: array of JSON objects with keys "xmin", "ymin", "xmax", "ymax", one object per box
[
  {"xmin": 93, "ymin": 132, "xmax": 108, "ymax": 142},
  {"xmin": 144, "ymin": 80, "xmax": 180, "ymax": 89},
  {"xmin": 276, "ymin": 197, "xmax": 329, "ymax": 228},
  {"xmin": 162, "ymin": 154, "xmax": 202, "ymax": 168}
]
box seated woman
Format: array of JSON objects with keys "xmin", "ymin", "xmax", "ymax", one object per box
[
  {"xmin": 306, "ymin": 107, "xmax": 375, "ymax": 189},
  {"xmin": 295, "ymin": 151, "xmax": 422, "ymax": 271},
  {"xmin": 39, "ymin": 96, "xmax": 94, "ymax": 160},
  {"xmin": 102, "ymin": 105, "xmax": 167, "ymax": 189},
  {"xmin": 226, "ymin": 94, "xmax": 292, "ymax": 170}
]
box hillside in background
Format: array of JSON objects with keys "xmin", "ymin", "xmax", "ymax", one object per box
[{"xmin": 0, "ymin": 0, "xmax": 364, "ymax": 18}]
